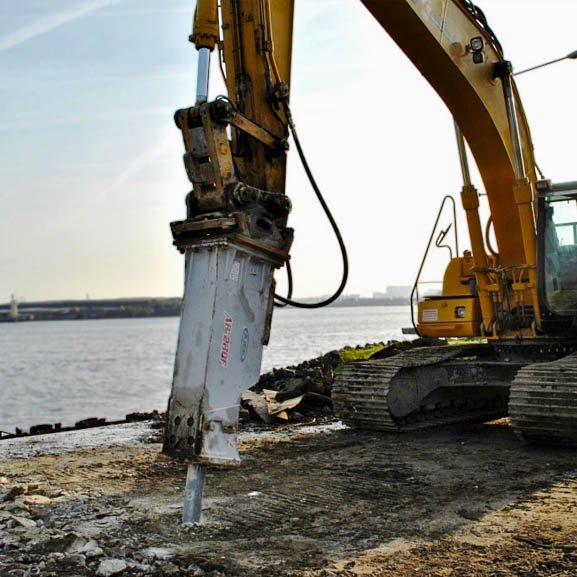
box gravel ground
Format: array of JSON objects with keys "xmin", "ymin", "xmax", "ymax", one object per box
[{"xmin": 1, "ymin": 418, "xmax": 577, "ymax": 576}]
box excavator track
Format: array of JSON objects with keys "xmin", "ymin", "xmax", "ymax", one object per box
[
  {"xmin": 333, "ymin": 345, "xmax": 515, "ymax": 432},
  {"xmin": 509, "ymin": 352, "xmax": 577, "ymax": 446}
]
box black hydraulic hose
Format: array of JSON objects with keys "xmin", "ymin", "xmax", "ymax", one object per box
[
  {"xmin": 274, "ymin": 260, "xmax": 293, "ymax": 308},
  {"xmin": 273, "ymin": 104, "xmax": 349, "ymax": 308},
  {"xmin": 211, "ymin": 94, "xmax": 347, "ymax": 307}
]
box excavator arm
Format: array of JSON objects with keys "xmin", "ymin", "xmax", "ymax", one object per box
[{"xmin": 163, "ymin": 0, "xmax": 576, "ymax": 521}]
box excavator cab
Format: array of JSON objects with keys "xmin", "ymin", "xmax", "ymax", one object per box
[{"xmin": 538, "ymin": 180, "xmax": 577, "ymax": 333}]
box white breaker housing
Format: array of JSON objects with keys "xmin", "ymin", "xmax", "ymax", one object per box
[{"xmin": 163, "ymin": 237, "xmax": 277, "ymax": 465}]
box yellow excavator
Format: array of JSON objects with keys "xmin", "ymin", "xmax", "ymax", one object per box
[{"xmin": 163, "ymin": 0, "xmax": 577, "ymax": 521}]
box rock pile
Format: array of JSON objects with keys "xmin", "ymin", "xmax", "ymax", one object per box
[
  {"xmin": 241, "ymin": 349, "xmax": 341, "ymax": 423},
  {"xmin": 0, "ymin": 476, "xmax": 222, "ymax": 576},
  {"xmin": 0, "ymin": 477, "xmax": 108, "ymax": 575}
]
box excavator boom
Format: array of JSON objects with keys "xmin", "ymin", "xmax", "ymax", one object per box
[{"xmin": 364, "ymin": 0, "xmax": 537, "ymax": 267}]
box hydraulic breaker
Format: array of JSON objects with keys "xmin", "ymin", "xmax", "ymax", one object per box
[
  {"xmin": 163, "ymin": 106, "xmax": 292, "ymax": 520},
  {"xmin": 163, "ymin": 97, "xmax": 292, "ymax": 526}
]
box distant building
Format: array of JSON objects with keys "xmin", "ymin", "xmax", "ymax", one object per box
[{"xmin": 383, "ymin": 285, "xmax": 412, "ymax": 299}]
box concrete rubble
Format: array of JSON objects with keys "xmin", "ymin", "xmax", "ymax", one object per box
[
  {"xmin": 0, "ymin": 474, "xmax": 184, "ymax": 576},
  {"xmin": 243, "ymin": 339, "xmax": 441, "ymax": 423},
  {"xmin": 242, "ymin": 346, "xmax": 364, "ymax": 422}
]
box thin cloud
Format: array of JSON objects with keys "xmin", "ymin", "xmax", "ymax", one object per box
[
  {"xmin": 0, "ymin": 107, "xmax": 172, "ymax": 132},
  {"xmin": 97, "ymin": 8, "xmax": 190, "ymax": 16},
  {"xmin": 4, "ymin": 70, "xmax": 189, "ymax": 89},
  {"xmin": 103, "ymin": 132, "xmax": 175, "ymax": 196},
  {"xmin": 0, "ymin": 0, "xmax": 124, "ymax": 52},
  {"xmin": 2, "ymin": 161, "xmax": 126, "ymax": 174}
]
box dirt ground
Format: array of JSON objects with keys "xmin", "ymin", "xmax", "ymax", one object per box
[{"xmin": 2, "ymin": 418, "xmax": 577, "ymax": 577}]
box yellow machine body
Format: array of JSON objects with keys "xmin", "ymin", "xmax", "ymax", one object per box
[
  {"xmin": 418, "ymin": 256, "xmax": 482, "ymax": 337},
  {"xmin": 166, "ymin": 0, "xmax": 577, "ymax": 472},
  {"xmin": 418, "ymin": 297, "xmax": 482, "ymax": 338}
]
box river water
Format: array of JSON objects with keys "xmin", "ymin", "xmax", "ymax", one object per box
[{"xmin": 0, "ymin": 305, "xmax": 411, "ymax": 432}]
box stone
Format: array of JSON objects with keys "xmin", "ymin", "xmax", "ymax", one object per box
[
  {"xmin": 11, "ymin": 515, "xmax": 37, "ymax": 528},
  {"xmin": 96, "ymin": 558, "xmax": 128, "ymax": 576},
  {"xmin": 24, "ymin": 494, "xmax": 52, "ymax": 506},
  {"xmin": 0, "ymin": 485, "xmax": 27, "ymax": 502},
  {"xmin": 141, "ymin": 546, "xmax": 174, "ymax": 560},
  {"xmin": 2, "ymin": 500, "xmax": 30, "ymax": 513},
  {"xmin": 187, "ymin": 564, "xmax": 206, "ymax": 576}
]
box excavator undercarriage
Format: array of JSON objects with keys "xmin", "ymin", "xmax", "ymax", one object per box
[
  {"xmin": 334, "ymin": 344, "xmax": 513, "ymax": 432},
  {"xmin": 333, "ymin": 340, "xmax": 577, "ymax": 445},
  {"xmin": 510, "ymin": 351, "xmax": 577, "ymax": 446}
]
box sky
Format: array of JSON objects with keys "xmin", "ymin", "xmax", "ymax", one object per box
[{"xmin": 1, "ymin": 0, "xmax": 576, "ymax": 302}]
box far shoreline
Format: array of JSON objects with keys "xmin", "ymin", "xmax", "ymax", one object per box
[{"xmin": 0, "ymin": 296, "xmax": 411, "ymax": 323}]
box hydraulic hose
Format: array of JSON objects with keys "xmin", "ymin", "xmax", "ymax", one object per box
[
  {"xmin": 274, "ymin": 260, "xmax": 293, "ymax": 308},
  {"xmin": 273, "ymin": 103, "xmax": 349, "ymax": 309}
]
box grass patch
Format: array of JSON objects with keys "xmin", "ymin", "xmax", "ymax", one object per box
[
  {"xmin": 446, "ymin": 337, "xmax": 488, "ymax": 346},
  {"xmin": 338, "ymin": 344, "xmax": 385, "ymax": 364}
]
